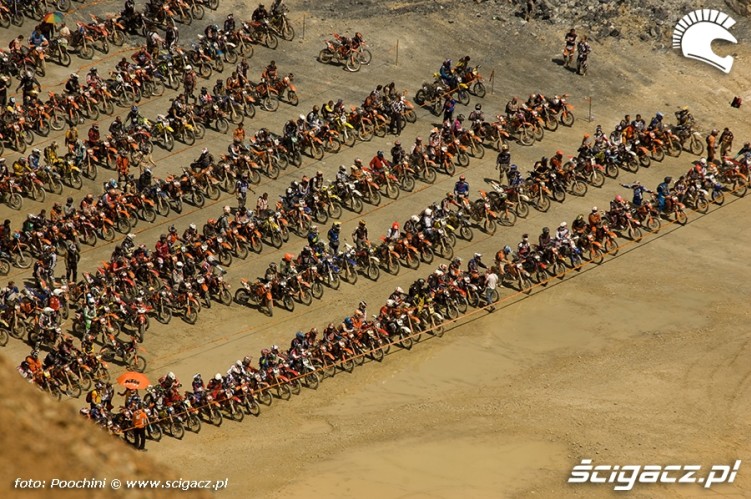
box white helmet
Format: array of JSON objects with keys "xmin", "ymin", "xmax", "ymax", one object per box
[
  {"xmin": 214, "ymin": 373, "xmax": 222, "ymax": 381},
  {"xmin": 386, "ymin": 299, "xmax": 395, "ymax": 307},
  {"xmin": 223, "ymin": 205, "xmax": 231, "ymax": 214},
  {"xmin": 410, "ymin": 215, "xmax": 419, "ymax": 222},
  {"xmin": 185, "ymin": 65, "xmax": 192, "ymax": 71},
  {"xmin": 167, "ymin": 371, "xmax": 175, "ymax": 380},
  {"xmin": 189, "ymin": 223, "xmax": 196, "ymax": 230},
  {"xmin": 474, "ymin": 253, "xmax": 482, "ymax": 259},
  {"xmin": 43, "ymin": 307, "xmax": 54, "ymax": 314},
  {"xmin": 395, "ymin": 286, "xmax": 404, "ymax": 294},
  {"xmin": 176, "ymin": 261, "xmax": 184, "ymax": 268},
  {"xmin": 559, "ymin": 222, "xmax": 567, "ymax": 228},
  {"xmin": 424, "ymin": 208, "xmax": 432, "ymax": 216}
]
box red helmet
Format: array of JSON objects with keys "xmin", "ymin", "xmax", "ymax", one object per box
[
  {"xmin": 283, "ymin": 253, "xmax": 294, "ymax": 262},
  {"xmin": 615, "ymin": 195, "xmax": 624, "ymax": 203},
  {"xmin": 694, "ymin": 165, "xmax": 702, "ymax": 173},
  {"xmin": 391, "ymin": 222, "xmax": 399, "ymax": 230}
]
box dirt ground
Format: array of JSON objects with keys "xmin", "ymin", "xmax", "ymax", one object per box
[{"xmin": 2, "ymin": 0, "xmax": 751, "ymax": 497}]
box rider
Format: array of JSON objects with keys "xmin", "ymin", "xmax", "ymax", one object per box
[
  {"xmin": 307, "ymin": 225, "xmax": 320, "ymax": 248},
  {"xmin": 327, "ymin": 221, "xmax": 341, "ymax": 254},
  {"xmin": 656, "ymin": 176, "xmax": 672, "ymax": 211},
  {"xmin": 369, "ymin": 150, "xmax": 389, "ymax": 173},
  {"xmin": 193, "ymin": 148, "xmax": 214, "ymax": 170},
  {"xmin": 262, "ymin": 60, "xmax": 279, "ymax": 83},
  {"xmin": 63, "ymin": 73, "xmax": 81, "ymax": 96},
  {"xmin": 563, "ymin": 28, "xmax": 577, "ymax": 67},
  {"xmin": 87, "ymin": 124, "xmax": 101, "ymax": 146},
  {"xmin": 352, "ymin": 220, "xmax": 369, "ymax": 249},
  {"xmin": 439, "ymin": 59, "xmax": 456, "ymax": 88},
  {"xmin": 576, "ymin": 36, "xmax": 591, "ymax": 74},
  {"xmin": 385, "ymin": 222, "xmax": 400, "ymax": 242},
  {"xmin": 467, "ymin": 253, "xmax": 487, "ymax": 273},
  {"xmin": 126, "ymin": 105, "xmax": 145, "ymax": 128},
  {"xmin": 675, "ymin": 106, "xmax": 693, "ymax": 127},
  {"xmin": 620, "ymin": 181, "xmax": 652, "ymax": 207},
  {"xmin": 572, "ymin": 214, "xmax": 588, "ymax": 236},
  {"xmin": 648, "ymin": 112, "xmax": 665, "ymax": 132},
  {"xmin": 421, "ymin": 208, "xmax": 434, "ymax": 239},
  {"xmin": 538, "ymin": 227, "xmax": 552, "ymax": 249},
  {"xmin": 252, "ymin": 3, "xmax": 269, "ymax": 22},
  {"xmin": 517, "ymin": 234, "xmax": 531, "ymax": 258},
  {"xmin": 465, "ymin": 101, "xmax": 481, "ymax": 127},
  {"xmin": 454, "ymin": 175, "xmax": 469, "ymax": 199},
  {"xmin": 224, "ymin": 14, "xmax": 236, "ymax": 33},
  {"xmin": 505, "ymin": 97, "xmax": 520, "ymax": 117},
  {"xmin": 588, "ymin": 207, "xmax": 602, "ymax": 230},
  {"xmin": 29, "ymin": 27, "xmax": 47, "ymax": 48}
]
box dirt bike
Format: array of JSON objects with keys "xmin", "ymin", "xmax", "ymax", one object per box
[{"xmin": 318, "ymin": 37, "xmax": 361, "ymax": 72}]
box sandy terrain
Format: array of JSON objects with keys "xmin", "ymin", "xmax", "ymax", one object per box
[{"xmin": 2, "ymin": 0, "xmax": 751, "ymax": 497}]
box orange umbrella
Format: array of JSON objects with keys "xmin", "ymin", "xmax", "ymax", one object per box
[{"xmin": 116, "ymin": 371, "xmax": 150, "ymax": 390}]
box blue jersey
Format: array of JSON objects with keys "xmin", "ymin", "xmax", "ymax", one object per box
[{"xmin": 632, "ymin": 185, "xmax": 647, "ymax": 206}]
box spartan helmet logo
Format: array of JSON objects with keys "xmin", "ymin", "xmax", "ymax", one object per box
[{"xmin": 673, "ymin": 9, "xmax": 737, "ymax": 74}]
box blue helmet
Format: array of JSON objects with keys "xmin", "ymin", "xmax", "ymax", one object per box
[
  {"xmin": 344, "ymin": 317, "xmax": 353, "ymax": 327},
  {"xmin": 296, "ymin": 331, "xmax": 304, "ymax": 340},
  {"xmin": 510, "ymin": 164, "xmax": 518, "ymax": 171}
]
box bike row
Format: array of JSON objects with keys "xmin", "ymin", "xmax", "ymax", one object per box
[
  {"xmin": 9, "ymin": 104, "xmax": 743, "ymax": 418},
  {"xmin": 76, "ymin": 161, "xmax": 741, "ymax": 445}
]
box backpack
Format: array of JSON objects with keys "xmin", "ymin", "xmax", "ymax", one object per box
[{"xmin": 86, "ymin": 391, "xmax": 93, "ymax": 403}]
